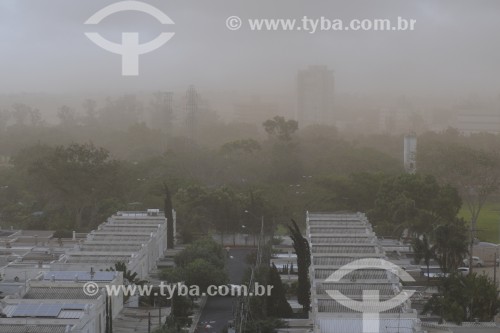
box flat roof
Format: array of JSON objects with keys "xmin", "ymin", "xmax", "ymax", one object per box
[
  {"xmin": 24, "ymin": 287, "xmax": 100, "ymax": 300},
  {"xmin": 2, "ymin": 302, "xmax": 88, "ymax": 318},
  {"xmin": 43, "ymin": 271, "xmax": 117, "ymax": 282},
  {"xmin": 0, "ymin": 325, "xmax": 72, "ymax": 333},
  {"xmin": 311, "ymin": 245, "xmax": 378, "ymax": 254}
]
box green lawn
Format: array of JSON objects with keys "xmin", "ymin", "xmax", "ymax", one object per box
[{"xmin": 459, "ymin": 202, "xmax": 500, "ymax": 243}]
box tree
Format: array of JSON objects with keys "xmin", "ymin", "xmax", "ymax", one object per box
[
  {"xmin": 263, "ymin": 116, "xmax": 302, "ymax": 182},
  {"xmin": 105, "ymin": 262, "xmax": 148, "ymax": 304},
  {"xmin": 153, "ymin": 326, "xmax": 181, "ymax": 333},
  {"xmin": 105, "ymin": 262, "xmax": 147, "ymax": 286},
  {"xmin": 266, "ymin": 264, "xmax": 293, "ymax": 318},
  {"xmin": 82, "ymin": 99, "xmax": 98, "ymax": 127},
  {"xmin": 419, "ymin": 143, "xmax": 500, "ymax": 271},
  {"xmin": 263, "ymin": 116, "xmax": 298, "ymax": 141},
  {"xmin": 0, "ymin": 109, "xmax": 11, "ymax": 132},
  {"xmin": 28, "ymin": 143, "xmax": 125, "ymax": 229},
  {"xmin": 317, "ymin": 172, "xmax": 387, "ymax": 212},
  {"xmin": 432, "ymin": 219, "xmax": 469, "ymax": 273},
  {"xmin": 11, "ymin": 103, "xmax": 30, "ymax": 126},
  {"xmin": 205, "ymin": 186, "xmax": 244, "ymax": 242},
  {"xmin": 182, "ymin": 258, "xmax": 228, "ymax": 291},
  {"xmin": 166, "ymin": 293, "xmax": 193, "ymax": 329},
  {"xmin": 423, "ymin": 273, "xmax": 500, "ymax": 324},
  {"xmin": 413, "ymin": 234, "xmax": 436, "ymax": 284},
  {"xmin": 99, "ymin": 94, "xmax": 142, "ymax": 130},
  {"xmin": 174, "ymin": 237, "xmax": 226, "ymax": 269},
  {"xmin": 369, "ymin": 173, "xmax": 462, "ymax": 237},
  {"xmin": 161, "ymin": 237, "xmax": 229, "ymax": 292},
  {"xmin": 57, "ymin": 105, "xmax": 78, "ymax": 128},
  {"xmin": 221, "ymin": 139, "xmax": 261, "ymax": 155},
  {"xmin": 288, "ymin": 219, "xmax": 311, "ymax": 312},
  {"xmin": 243, "ymin": 318, "xmax": 287, "ymax": 333},
  {"xmin": 173, "ymin": 185, "xmax": 244, "ymax": 242}
]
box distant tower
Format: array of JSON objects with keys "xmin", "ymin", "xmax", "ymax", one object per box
[
  {"xmin": 185, "ymin": 85, "xmax": 199, "ymax": 139},
  {"xmin": 404, "ymin": 134, "xmax": 417, "ymax": 174},
  {"xmin": 297, "ymin": 65, "xmax": 335, "ymax": 127}
]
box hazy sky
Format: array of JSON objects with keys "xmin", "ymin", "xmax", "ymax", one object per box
[{"xmin": 1, "ymin": 0, "xmax": 499, "ymax": 97}]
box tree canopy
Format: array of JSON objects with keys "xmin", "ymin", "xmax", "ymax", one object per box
[
  {"xmin": 423, "ymin": 273, "xmax": 500, "ymax": 324},
  {"xmin": 369, "ymin": 173, "xmax": 462, "ymax": 236}
]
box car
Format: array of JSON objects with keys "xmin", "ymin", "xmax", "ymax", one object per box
[
  {"xmin": 463, "ymin": 256, "xmax": 484, "ymax": 267},
  {"xmin": 273, "ymin": 253, "xmax": 297, "ymax": 259},
  {"xmin": 420, "ymin": 266, "xmax": 449, "ymax": 278},
  {"xmin": 457, "ymin": 267, "xmax": 470, "ymax": 276}
]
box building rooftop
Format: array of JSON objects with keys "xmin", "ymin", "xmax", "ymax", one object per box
[
  {"xmin": 311, "ymin": 245, "xmax": 379, "ymax": 254},
  {"xmin": 65, "ymin": 255, "xmax": 133, "ymax": 264},
  {"xmin": 0, "ymin": 230, "xmax": 16, "ymax": 237},
  {"xmin": 42, "ymin": 271, "xmax": 117, "ymax": 282},
  {"xmin": 422, "ymin": 321, "xmax": 500, "ymax": 333},
  {"xmin": 312, "ymin": 256, "xmax": 383, "ymax": 266},
  {"xmin": 0, "ymin": 325, "xmax": 73, "ymax": 333},
  {"xmin": 23, "ymin": 287, "xmax": 100, "ymax": 300},
  {"xmin": 307, "ymin": 212, "xmax": 421, "ymax": 332},
  {"xmin": 315, "ymin": 318, "xmax": 418, "ymax": 333},
  {"xmin": 317, "ymin": 299, "xmax": 406, "ymax": 314},
  {"xmin": 309, "ymin": 227, "xmax": 370, "ymax": 234},
  {"xmin": 2, "ymin": 302, "xmax": 88, "ymax": 319},
  {"xmin": 314, "ymin": 268, "xmax": 391, "ymax": 280},
  {"xmin": 316, "ymin": 283, "xmax": 397, "ymax": 299},
  {"xmin": 310, "ymin": 236, "xmax": 375, "ymax": 244},
  {"xmin": 114, "ymin": 209, "xmax": 165, "ymax": 218}
]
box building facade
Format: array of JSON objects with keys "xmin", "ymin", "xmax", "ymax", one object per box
[{"xmin": 297, "ymin": 66, "xmax": 335, "ymax": 128}]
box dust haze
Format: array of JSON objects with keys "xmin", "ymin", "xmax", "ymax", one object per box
[{"xmin": 0, "ymin": 0, "xmax": 499, "ymax": 131}]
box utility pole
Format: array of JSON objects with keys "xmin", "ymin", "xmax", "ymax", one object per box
[
  {"xmin": 105, "ymin": 295, "xmax": 109, "ymax": 333},
  {"xmin": 469, "ymin": 221, "xmax": 476, "ymax": 274},
  {"xmin": 109, "ymin": 296, "xmax": 113, "ymax": 333}
]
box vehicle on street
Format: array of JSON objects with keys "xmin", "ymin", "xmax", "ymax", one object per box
[
  {"xmin": 463, "ymin": 256, "xmax": 484, "ymax": 267},
  {"xmin": 457, "ymin": 267, "xmax": 469, "ymax": 276},
  {"xmin": 420, "ymin": 266, "xmax": 449, "ymax": 278}
]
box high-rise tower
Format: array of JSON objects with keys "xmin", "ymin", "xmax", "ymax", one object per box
[{"xmin": 297, "ymin": 65, "xmax": 335, "ymax": 127}]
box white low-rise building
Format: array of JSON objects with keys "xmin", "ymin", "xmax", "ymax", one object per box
[
  {"xmin": 0, "ymin": 300, "xmax": 102, "ymax": 333},
  {"xmin": 307, "ymin": 212, "xmax": 422, "ymax": 333},
  {"xmin": 51, "ymin": 209, "xmax": 173, "ymax": 279}
]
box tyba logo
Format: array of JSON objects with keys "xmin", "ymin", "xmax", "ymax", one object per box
[
  {"xmin": 84, "ymin": 1, "xmax": 175, "ymax": 76},
  {"xmin": 325, "ymin": 258, "xmax": 416, "ymax": 333}
]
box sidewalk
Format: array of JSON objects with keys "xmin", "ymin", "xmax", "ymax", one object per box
[{"xmin": 189, "ymin": 295, "xmax": 208, "ymax": 333}]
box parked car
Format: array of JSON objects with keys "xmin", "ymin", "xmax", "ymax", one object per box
[
  {"xmin": 457, "ymin": 267, "xmax": 470, "ymax": 276},
  {"xmin": 420, "ymin": 266, "xmax": 449, "ymax": 278},
  {"xmin": 462, "ymin": 256, "xmax": 484, "ymax": 267}
]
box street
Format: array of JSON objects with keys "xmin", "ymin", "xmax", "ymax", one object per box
[{"xmin": 197, "ymin": 248, "xmax": 254, "ymax": 333}]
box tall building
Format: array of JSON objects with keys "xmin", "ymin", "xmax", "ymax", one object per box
[
  {"xmin": 404, "ymin": 134, "xmax": 417, "ymax": 174},
  {"xmin": 297, "ymin": 65, "xmax": 335, "ymax": 127}
]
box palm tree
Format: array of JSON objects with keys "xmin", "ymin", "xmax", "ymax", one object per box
[
  {"xmin": 106, "ymin": 262, "xmax": 148, "ymax": 286},
  {"xmin": 413, "ymin": 234, "xmax": 436, "ymax": 284}
]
